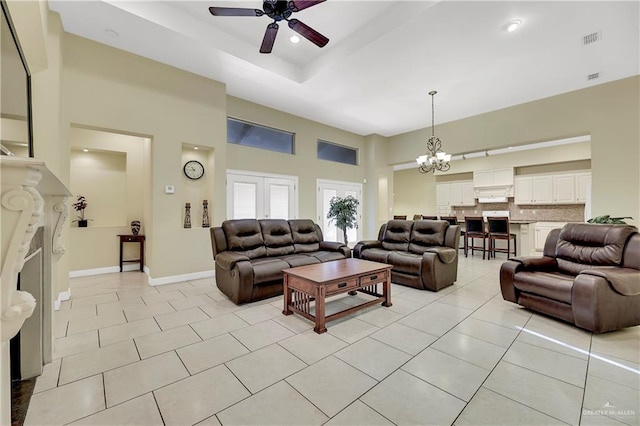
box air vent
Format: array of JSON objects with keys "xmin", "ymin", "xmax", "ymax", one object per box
[
  {"xmin": 583, "ymin": 31, "xmax": 601, "ymax": 45},
  {"xmin": 587, "ymin": 72, "xmax": 600, "ymax": 81}
]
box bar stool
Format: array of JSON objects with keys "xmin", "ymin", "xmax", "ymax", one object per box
[
  {"xmin": 393, "ymin": 215, "xmax": 407, "ymax": 220},
  {"xmin": 412, "ymin": 214, "xmax": 422, "ymax": 220},
  {"xmin": 487, "ymin": 216, "xmax": 517, "ymax": 259},
  {"xmin": 464, "ymin": 216, "xmax": 487, "ymax": 259},
  {"xmin": 421, "ymin": 215, "xmax": 438, "ymax": 220},
  {"xmin": 440, "ymin": 216, "xmax": 465, "ymax": 251}
]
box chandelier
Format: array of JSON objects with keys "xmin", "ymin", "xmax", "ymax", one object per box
[{"xmin": 416, "ymin": 90, "xmax": 451, "ymax": 173}]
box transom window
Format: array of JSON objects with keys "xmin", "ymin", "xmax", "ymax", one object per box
[
  {"xmin": 227, "ymin": 118, "xmax": 294, "ymax": 154},
  {"xmin": 317, "ymin": 140, "xmax": 358, "ymax": 165}
]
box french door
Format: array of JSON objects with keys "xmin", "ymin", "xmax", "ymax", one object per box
[
  {"xmin": 317, "ymin": 179, "xmax": 363, "ymax": 246},
  {"xmin": 227, "ymin": 171, "xmax": 297, "ymax": 220}
]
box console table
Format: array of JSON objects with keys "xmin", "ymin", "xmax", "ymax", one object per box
[{"xmin": 118, "ymin": 234, "xmax": 145, "ymax": 272}]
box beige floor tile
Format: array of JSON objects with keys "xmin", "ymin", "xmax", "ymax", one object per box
[
  {"xmin": 104, "ymin": 351, "xmax": 189, "ymax": 407},
  {"xmin": 419, "ymin": 301, "xmax": 474, "ymax": 321},
  {"xmin": 69, "ymin": 393, "xmax": 163, "ymax": 425},
  {"xmin": 71, "ymin": 292, "xmax": 119, "ymax": 308},
  {"xmin": 24, "ymin": 375, "xmax": 105, "ymax": 426},
  {"xmin": 99, "ymin": 317, "xmax": 161, "ymax": 347},
  {"xmin": 398, "ymin": 310, "xmax": 461, "ymax": 337},
  {"xmin": 168, "ymin": 294, "xmax": 215, "ymax": 310},
  {"xmin": 395, "ymin": 288, "xmax": 442, "ymax": 305},
  {"xmin": 432, "ymin": 330, "xmax": 507, "ymax": 370},
  {"xmin": 190, "ymin": 313, "xmax": 250, "ymax": 340},
  {"xmin": 141, "ymin": 290, "xmax": 185, "ymax": 305},
  {"xmin": 438, "ymin": 293, "xmax": 489, "ymax": 310},
  {"xmin": 484, "ymin": 361, "xmax": 583, "ymax": 425},
  {"xmin": 470, "ymin": 303, "xmax": 532, "ymax": 329},
  {"xmin": 324, "ymin": 400, "xmax": 393, "ymax": 425},
  {"xmin": 234, "ymin": 303, "xmax": 283, "ymax": 325},
  {"xmin": 352, "ymin": 307, "xmax": 404, "ymax": 328},
  {"xmin": 67, "ymin": 310, "xmax": 127, "ymax": 335},
  {"xmin": 154, "ymin": 364, "xmax": 250, "ymax": 425},
  {"xmin": 231, "ymin": 319, "xmax": 295, "ymax": 351},
  {"xmin": 124, "ymin": 301, "xmax": 175, "ymax": 322},
  {"xmin": 590, "ymin": 327, "xmax": 640, "ymax": 364},
  {"xmin": 55, "ymin": 305, "xmax": 97, "ymax": 322},
  {"xmin": 370, "ymin": 322, "xmax": 438, "ymax": 355},
  {"xmin": 116, "ymin": 287, "xmax": 160, "ymax": 300},
  {"xmin": 361, "ymin": 370, "xmax": 465, "ymax": 425},
  {"xmin": 402, "ymin": 347, "xmax": 490, "ymax": 402},
  {"xmin": 53, "ymin": 330, "xmax": 99, "ymax": 359},
  {"xmin": 179, "ymin": 285, "xmax": 217, "ymax": 297},
  {"xmin": 33, "ymin": 358, "xmax": 62, "ymax": 394},
  {"xmin": 227, "ymin": 344, "xmax": 307, "ymax": 393},
  {"xmin": 456, "ymin": 387, "xmax": 566, "ymax": 425},
  {"xmin": 53, "ymin": 316, "xmax": 68, "ymax": 338},
  {"xmin": 519, "ymin": 313, "xmax": 592, "ymax": 360},
  {"xmin": 272, "ymin": 313, "xmax": 314, "ymax": 333},
  {"xmin": 588, "ymin": 352, "xmax": 640, "ymax": 390},
  {"xmin": 154, "ymin": 306, "xmax": 209, "ymax": 330},
  {"xmin": 177, "ymin": 333, "xmax": 249, "ymax": 374},
  {"xmin": 326, "ymin": 317, "xmax": 380, "ymax": 344},
  {"xmin": 217, "ymin": 381, "xmax": 328, "ymax": 425},
  {"xmin": 187, "ymin": 277, "xmax": 216, "ymax": 288},
  {"xmin": 279, "ymin": 329, "xmax": 348, "ymax": 364},
  {"xmin": 96, "ymin": 297, "xmax": 145, "ymax": 316},
  {"xmin": 335, "ymin": 337, "xmax": 412, "ymax": 380},
  {"xmin": 503, "ymin": 340, "xmax": 588, "ymax": 387},
  {"xmin": 286, "ymin": 356, "xmax": 377, "ymax": 417},
  {"xmin": 154, "ymin": 282, "xmax": 193, "ymax": 293},
  {"xmin": 59, "ymin": 340, "xmax": 139, "ymax": 385},
  {"xmin": 198, "ymin": 300, "xmax": 246, "ymax": 318},
  {"xmin": 583, "ymin": 375, "xmax": 640, "ymax": 425},
  {"xmin": 453, "ymin": 317, "xmax": 519, "ymax": 348},
  {"xmin": 195, "ymin": 415, "xmax": 222, "ymax": 425},
  {"xmin": 135, "ymin": 324, "xmax": 201, "ymax": 359}
]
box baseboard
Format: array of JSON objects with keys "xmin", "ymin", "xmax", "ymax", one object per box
[
  {"xmin": 69, "ymin": 264, "xmax": 142, "ymax": 278},
  {"xmin": 148, "ymin": 270, "xmax": 214, "ymax": 286},
  {"xmin": 54, "ymin": 289, "xmax": 71, "ymax": 311}
]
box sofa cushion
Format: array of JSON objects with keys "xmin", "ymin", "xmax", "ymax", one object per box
[
  {"xmin": 280, "ymin": 254, "xmax": 320, "ymax": 268},
  {"xmin": 513, "ymin": 271, "xmax": 574, "ymax": 304},
  {"xmin": 556, "ymin": 223, "xmax": 637, "ymax": 275},
  {"xmin": 222, "ymin": 219, "xmax": 267, "ymax": 259},
  {"xmin": 260, "ymin": 219, "xmax": 295, "ymax": 256},
  {"xmin": 359, "ymin": 248, "xmax": 392, "ymax": 264},
  {"xmin": 290, "ymin": 219, "xmax": 322, "ymax": 253},
  {"xmin": 250, "ymin": 258, "xmax": 291, "ymax": 284},
  {"xmin": 310, "ymin": 251, "xmax": 347, "ymax": 263},
  {"xmin": 409, "ymin": 220, "xmax": 448, "ymax": 254},
  {"xmin": 388, "ymin": 251, "xmax": 422, "ymax": 276},
  {"xmin": 381, "ymin": 220, "xmax": 412, "ymax": 251}
]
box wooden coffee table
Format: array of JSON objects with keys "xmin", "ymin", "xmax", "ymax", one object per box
[{"xmin": 282, "ymin": 258, "xmax": 393, "ymax": 334}]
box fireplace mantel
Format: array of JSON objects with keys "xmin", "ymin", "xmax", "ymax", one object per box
[{"xmin": 1, "ymin": 156, "xmax": 70, "ymax": 342}]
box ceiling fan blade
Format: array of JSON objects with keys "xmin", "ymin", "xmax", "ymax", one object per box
[
  {"xmin": 209, "ymin": 7, "xmax": 264, "ymax": 17},
  {"xmin": 288, "ymin": 19, "xmax": 329, "ymax": 47},
  {"xmin": 260, "ymin": 23, "xmax": 279, "ymax": 54},
  {"xmin": 288, "ymin": 0, "xmax": 326, "ymax": 12}
]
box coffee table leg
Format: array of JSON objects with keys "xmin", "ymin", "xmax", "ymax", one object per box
[
  {"xmin": 314, "ymin": 286, "xmax": 327, "ymax": 334},
  {"xmin": 283, "ymin": 274, "xmax": 293, "ymax": 315},
  {"xmin": 381, "ymin": 275, "xmax": 392, "ymax": 307}
]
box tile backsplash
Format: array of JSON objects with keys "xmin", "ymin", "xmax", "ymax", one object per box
[{"xmin": 452, "ymin": 199, "xmax": 585, "ymax": 222}]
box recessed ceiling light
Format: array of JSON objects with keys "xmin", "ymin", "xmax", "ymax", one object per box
[
  {"xmin": 505, "ymin": 19, "xmax": 523, "ymax": 32},
  {"xmin": 82, "ymin": 148, "xmax": 89, "ymax": 152},
  {"xmin": 194, "ymin": 146, "xmax": 199, "ymax": 150},
  {"xmin": 289, "ymin": 35, "xmax": 301, "ymax": 44},
  {"xmin": 105, "ymin": 29, "xmax": 119, "ymax": 39}
]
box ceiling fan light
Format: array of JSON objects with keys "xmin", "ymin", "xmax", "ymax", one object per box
[
  {"xmin": 289, "ymin": 35, "xmax": 301, "ymax": 44},
  {"xmin": 505, "ymin": 19, "xmax": 522, "ymax": 32}
]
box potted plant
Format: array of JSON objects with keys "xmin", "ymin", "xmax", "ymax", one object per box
[
  {"xmin": 72, "ymin": 195, "xmax": 89, "ymax": 227},
  {"xmin": 587, "ymin": 215, "xmax": 633, "ymax": 224},
  {"xmin": 327, "ymin": 195, "xmax": 359, "ymax": 245}
]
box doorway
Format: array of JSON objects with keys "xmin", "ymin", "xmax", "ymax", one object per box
[{"xmin": 226, "ymin": 170, "xmax": 298, "ymax": 220}]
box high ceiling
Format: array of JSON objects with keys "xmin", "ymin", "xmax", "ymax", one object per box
[{"xmin": 48, "ymin": 0, "xmax": 639, "ymax": 137}]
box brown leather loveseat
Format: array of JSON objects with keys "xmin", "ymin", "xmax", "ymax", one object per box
[
  {"xmin": 353, "ymin": 220, "xmax": 460, "ymax": 291},
  {"xmin": 500, "ymin": 223, "xmax": 640, "ymax": 333},
  {"xmin": 210, "ymin": 219, "xmax": 350, "ymax": 304}
]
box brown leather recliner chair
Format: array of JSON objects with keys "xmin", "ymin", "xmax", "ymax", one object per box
[{"xmin": 500, "ymin": 223, "xmax": 640, "ymax": 333}]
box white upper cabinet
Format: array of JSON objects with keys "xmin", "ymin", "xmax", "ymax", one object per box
[
  {"xmin": 514, "ymin": 171, "xmax": 591, "ymax": 205},
  {"xmin": 473, "ymin": 168, "xmax": 514, "ymax": 187},
  {"xmin": 450, "ymin": 181, "xmax": 475, "ymax": 206}
]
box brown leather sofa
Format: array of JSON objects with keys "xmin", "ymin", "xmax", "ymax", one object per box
[
  {"xmin": 500, "ymin": 223, "xmax": 640, "ymax": 333},
  {"xmin": 353, "ymin": 220, "xmax": 460, "ymax": 291},
  {"xmin": 210, "ymin": 219, "xmax": 350, "ymax": 304}
]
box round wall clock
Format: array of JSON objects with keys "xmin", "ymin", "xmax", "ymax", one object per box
[{"xmin": 183, "ymin": 160, "xmax": 205, "ymax": 180}]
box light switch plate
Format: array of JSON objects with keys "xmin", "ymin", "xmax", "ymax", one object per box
[{"xmin": 165, "ymin": 185, "xmax": 175, "ymax": 194}]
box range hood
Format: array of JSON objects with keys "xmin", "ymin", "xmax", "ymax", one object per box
[
  {"xmin": 475, "ymin": 187, "xmax": 511, "ymax": 203},
  {"xmin": 473, "ymin": 168, "xmax": 514, "ymax": 203},
  {"xmin": 478, "ymin": 196, "xmax": 508, "ymax": 203}
]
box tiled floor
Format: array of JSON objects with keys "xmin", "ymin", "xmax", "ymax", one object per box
[{"xmin": 25, "ymin": 256, "xmax": 640, "ymax": 425}]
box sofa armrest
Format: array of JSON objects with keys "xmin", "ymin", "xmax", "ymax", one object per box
[
  {"xmin": 215, "ymin": 251, "xmax": 251, "ymax": 271},
  {"xmin": 353, "ymin": 240, "xmax": 382, "ymax": 258},
  {"xmin": 424, "ymin": 246, "xmax": 457, "ymax": 264},
  {"xmin": 319, "ymin": 240, "xmax": 351, "ymax": 258},
  {"xmin": 511, "ymin": 256, "xmax": 558, "ymax": 271},
  {"xmin": 580, "ymin": 267, "xmax": 640, "ymax": 296}
]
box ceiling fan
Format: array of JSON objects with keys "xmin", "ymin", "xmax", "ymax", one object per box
[{"xmin": 209, "ymin": 0, "xmax": 329, "ymax": 54}]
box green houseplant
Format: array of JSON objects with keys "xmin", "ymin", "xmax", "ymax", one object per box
[
  {"xmin": 587, "ymin": 215, "xmax": 633, "ymax": 224},
  {"xmin": 327, "ymin": 195, "xmax": 359, "ymax": 245}
]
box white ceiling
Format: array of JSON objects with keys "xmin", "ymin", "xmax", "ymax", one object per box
[{"xmin": 48, "ymin": 0, "xmax": 639, "ymax": 137}]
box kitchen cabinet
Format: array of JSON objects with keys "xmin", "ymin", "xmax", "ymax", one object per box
[
  {"xmin": 473, "ymin": 167, "xmax": 514, "ymax": 188},
  {"xmin": 436, "ymin": 183, "xmax": 451, "ymax": 215},
  {"xmin": 534, "ymin": 222, "xmax": 566, "ymax": 252},
  {"xmin": 450, "ymin": 181, "xmax": 475, "ymax": 206},
  {"xmin": 515, "ymin": 171, "xmax": 590, "ymax": 205}
]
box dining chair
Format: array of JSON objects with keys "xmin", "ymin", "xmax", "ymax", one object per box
[
  {"xmin": 393, "ymin": 215, "xmax": 407, "ymax": 220},
  {"xmin": 440, "ymin": 216, "xmax": 465, "ymax": 251},
  {"xmin": 464, "ymin": 216, "xmax": 487, "ymax": 259},
  {"xmin": 487, "ymin": 216, "xmax": 517, "ymax": 259},
  {"xmin": 412, "ymin": 214, "xmax": 422, "ymax": 220},
  {"xmin": 421, "ymin": 215, "xmax": 438, "ymax": 220}
]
